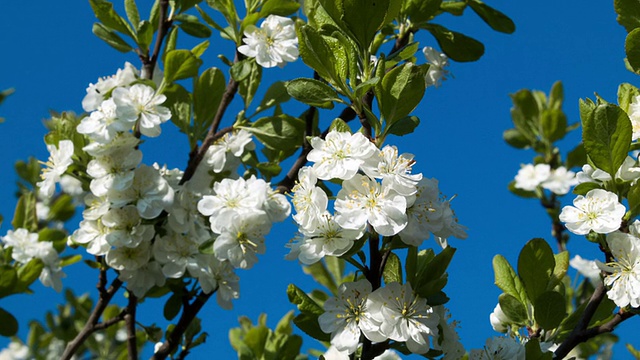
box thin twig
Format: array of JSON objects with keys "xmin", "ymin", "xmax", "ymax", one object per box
[
  {"xmin": 125, "ymin": 294, "xmax": 138, "ymax": 360},
  {"xmin": 552, "ymin": 283, "xmax": 608, "ymax": 359},
  {"xmin": 61, "ymin": 277, "xmax": 123, "ymax": 360},
  {"xmin": 151, "ymin": 291, "xmax": 213, "ymax": 360}
]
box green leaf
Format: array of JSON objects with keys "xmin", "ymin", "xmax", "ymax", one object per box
[
  {"xmin": 533, "ymin": 291, "xmax": 566, "ymax": 330},
  {"xmin": 342, "ymin": 0, "xmax": 389, "ymax": 49},
  {"xmin": 582, "ymin": 103, "xmax": 632, "ymax": 177},
  {"xmin": 328, "ymin": 118, "xmax": 352, "ymax": 133},
  {"xmin": 285, "ymin": 78, "xmax": 343, "ymax": 109},
  {"xmin": 510, "ymin": 89, "xmax": 540, "ymax": 142},
  {"xmin": 124, "ymin": 0, "xmax": 140, "ymax": 30},
  {"xmin": 566, "ymin": 143, "xmax": 587, "ymax": 169},
  {"xmin": 296, "ymin": 25, "xmax": 340, "ymax": 85},
  {"xmin": 549, "ymin": 81, "xmax": 564, "ymax": 110},
  {"xmin": 0, "ymin": 266, "xmax": 18, "ymax": 299},
  {"xmin": 382, "ymin": 252, "xmax": 403, "ymax": 285},
  {"xmin": 498, "ymin": 293, "xmax": 528, "ymax": 323},
  {"xmin": 628, "ymin": 183, "xmax": 640, "ymax": 218},
  {"xmin": 14, "ymin": 259, "xmax": 44, "ymax": 293},
  {"xmin": 414, "ymin": 247, "xmax": 455, "ymax": 299},
  {"xmin": 59, "ymin": 254, "xmax": 83, "ymax": 267},
  {"xmin": 175, "ymin": 13, "xmax": 213, "ymax": 38},
  {"xmin": 259, "ymin": 0, "xmax": 300, "ymax": 16},
  {"xmin": 243, "ymin": 114, "xmax": 305, "ymax": 156},
  {"xmin": 287, "ymin": 284, "xmax": 324, "ymax": 315},
  {"xmin": 386, "ymin": 116, "xmax": 420, "ymax": 136},
  {"xmin": 92, "ymin": 23, "xmax": 133, "ymax": 53},
  {"xmin": 614, "ymin": 0, "xmax": 640, "ymax": 32},
  {"xmin": 375, "ymin": 62, "xmax": 425, "ymax": 124},
  {"xmin": 302, "ymin": 262, "xmax": 338, "ymax": 295},
  {"xmin": 13, "ymin": 192, "xmax": 37, "ymax": 232},
  {"xmin": 518, "ymin": 238, "xmax": 555, "ymax": 303},
  {"xmin": 424, "ymin": 24, "xmax": 484, "ymax": 62},
  {"xmin": 238, "ymin": 60, "xmax": 263, "ymax": 108},
  {"xmin": 467, "ymin": 0, "xmax": 515, "ymax": 34},
  {"xmin": 164, "ymin": 49, "xmax": 203, "ymax": 83},
  {"xmin": 163, "ymin": 83, "xmax": 193, "ymax": 140},
  {"xmin": 625, "ymin": 28, "xmax": 640, "ymax": 73},
  {"xmin": 164, "ymin": 293, "xmax": 183, "ymax": 320},
  {"xmin": 193, "ymin": 67, "xmax": 225, "ymax": 132},
  {"xmin": 292, "ymin": 313, "xmax": 330, "ymax": 342},
  {"xmin": 253, "ymin": 81, "xmax": 291, "ymax": 115},
  {"xmin": 618, "ymin": 83, "xmax": 640, "ymax": 113},
  {"xmin": 0, "ymin": 307, "xmax": 18, "ymax": 337},
  {"xmin": 503, "ymin": 128, "xmax": 532, "ymax": 149},
  {"xmin": 401, "ymin": 0, "xmax": 442, "ymax": 23},
  {"xmin": 549, "ymin": 251, "xmax": 569, "ymax": 290},
  {"xmin": 525, "ymin": 338, "xmax": 553, "ymax": 360},
  {"xmin": 493, "ymin": 254, "xmax": 528, "ymax": 305},
  {"xmin": 626, "ymin": 344, "xmax": 640, "ymax": 359},
  {"xmin": 541, "ymin": 109, "xmax": 568, "ymax": 142},
  {"xmin": 89, "ymin": 0, "xmax": 134, "ymax": 37}
]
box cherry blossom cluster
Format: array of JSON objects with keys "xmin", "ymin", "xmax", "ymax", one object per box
[
  {"xmin": 0, "ymin": 228, "xmax": 65, "ymax": 291},
  {"xmin": 514, "ymin": 163, "xmax": 577, "ymax": 195},
  {"xmin": 238, "ymin": 15, "xmax": 299, "ymax": 68},
  {"xmin": 318, "ymin": 279, "xmax": 464, "ymax": 357},
  {"xmin": 286, "ymin": 131, "xmax": 467, "ymax": 264},
  {"xmin": 32, "ymin": 63, "xmax": 289, "ymax": 309}
]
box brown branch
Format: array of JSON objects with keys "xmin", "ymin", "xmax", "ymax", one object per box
[
  {"xmin": 61, "ymin": 274, "xmax": 123, "ymax": 360},
  {"xmin": 92, "ymin": 310, "xmax": 127, "ymax": 331},
  {"xmin": 180, "ymin": 51, "xmax": 241, "ymax": 184},
  {"xmin": 125, "ymin": 294, "xmax": 139, "ymax": 360},
  {"xmin": 552, "ymin": 283, "xmax": 635, "ymax": 359},
  {"xmin": 151, "ymin": 291, "xmax": 213, "ymax": 360}
]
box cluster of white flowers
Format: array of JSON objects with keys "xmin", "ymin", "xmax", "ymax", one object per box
[
  {"xmin": 422, "ymin": 47, "xmax": 449, "ymax": 87},
  {"xmin": 287, "ymin": 131, "xmax": 466, "ymax": 263},
  {"xmin": 0, "ymin": 228, "xmax": 65, "ymax": 292},
  {"xmin": 318, "ymin": 280, "xmax": 440, "ymax": 355},
  {"xmin": 0, "ymin": 341, "xmax": 29, "ymax": 360},
  {"xmin": 514, "ymin": 164, "xmax": 577, "ymax": 195},
  {"xmin": 56, "ymin": 63, "xmax": 288, "ymax": 308},
  {"xmin": 559, "ymin": 189, "xmax": 625, "ymax": 235},
  {"xmin": 596, "ymin": 222, "xmax": 640, "ymax": 308},
  {"xmin": 238, "ymin": 15, "xmax": 299, "ymax": 68},
  {"xmin": 575, "ymin": 156, "xmax": 640, "ymax": 184}
]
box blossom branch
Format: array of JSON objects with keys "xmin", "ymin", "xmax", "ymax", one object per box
[
  {"xmin": 151, "ymin": 291, "xmax": 213, "ymax": 360},
  {"xmin": 61, "ymin": 274, "xmax": 123, "ymax": 360},
  {"xmin": 180, "ymin": 52, "xmax": 242, "ymax": 184},
  {"xmin": 553, "ymin": 282, "xmax": 615, "ymax": 359},
  {"xmin": 125, "ymin": 294, "xmax": 138, "ymax": 360}
]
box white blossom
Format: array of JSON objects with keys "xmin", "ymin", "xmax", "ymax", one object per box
[
  {"xmin": 237, "ymin": 15, "xmax": 299, "ymax": 68},
  {"xmin": 37, "ymin": 140, "xmax": 74, "ymax": 198},
  {"xmin": 204, "ymin": 129, "xmax": 255, "ymax": 173},
  {"xmin": 59, "ymin": 175, "xmax": 84, "ymax": 198},
  {"xmin": 318, "ymin": 279, "xmax": 384, "ymax": 354},
  {"xmin": 118, "ymin": 260, "xmax": 166, "ymax": 298},
  {"xmin": 0, "ymin": 341, "xmax": 29, "ymax": 360},
  {"xmin": 71, "ymin": 219, "xmax": 111, "ymax": 256},
  {"xmin": 1, "ymin": 228, "xmax": 40, "ymax": 263},
  {"xmin": 597, "ymin": 231, "xmax": 640, "ymax": 308},
  {"xmin": 334, "ymin": 174, "xmax": 407, "ymax": 236},
  {"xmin": 197, "ymin": 176, "xmax": 268, "ymax": 234},
  {"xmin": 559, "ymin": 189, "xmax": 625, "ymax": 235},
  {"xmin": 195, "ymin": 257, "xmax": 240, "ymax": 309},
  {"xmin": 288, "ymin": 212, "xmax": 363, "ymax": 264},
  {"xmin": 628, "ymin": 94, "xmax": 640, "ymax": 141},
  {"xmin": 422, "ymin": 47, "xmax": 449, "ymax": 87},
  {"xmin": 576, "ymin": 164, "xmax": 611, "ymax": 184},
  {"xmin": 77, "ymin": 98, "xmax": 133, "ymax": 143},
  {"xmin": 106, "ymin": 240, "xmax": 151, "ymax": 271},
  {"xmin": 489, "ymin": 304, "xmax": 510, "ymax": 333},
  {"xmin": 112, "ymin": 84, "xmax": 171, "ymax": 137},
  {"xmin": 432, "ymin": 306, "xmax": 465, "ymax": 360},
  {"xmin": 514, "ymin": 163, "xmax": 550, "ymax": 191},
  {"xmin": 367, "ymin": 282, "xmax": 439, "ymax": 354},
  {"xmin": 307, "ymin": 131, "xmax": 377, "ymax": 181},
  {"xmin": 291, "ymin": 167, "xmax": 328, "ymax": 230},
  {"xmin": 469, "ymin": 337, "xmax": 525, "ymax": 360},
  {"xmin": 82, "ymin": 62, "xmax": 139, "ymax": 112},
  {"xmin": 541, "ymin": 166, "xmax": 578, "ymax": 195},
  {"xmin": 360, "ymin": 145, "xmax": 422, "ymax": 196},
  {"xmin": 108, "ymin": 164, "xmax": 175, "ymax": 219},
  {"xmin": 213, "ymin": 212, "xmax": 271, "ymax": 269},
  {"xmin": 570, "ymin": 255, "xmax": 602, "ymax": 287},
  {"xmin": 153, "ymin": 230, "xmax": 210, "ymax": 278},
  {"xmin": 87, "ymin": 147, "xmax": 142, "ymax": 197},
  {"xmin": 101, "ymin": 205, "xmax": 155, "ymax": 248}
]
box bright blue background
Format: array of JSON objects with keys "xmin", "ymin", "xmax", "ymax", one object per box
[{"xmin": 0, "ymin": 0, "xmax": 638, "ymax": 359}]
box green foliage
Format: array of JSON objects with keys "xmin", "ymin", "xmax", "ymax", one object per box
[
  {"xmin": 581, "ymin": 101, "xmax": 632, "ymax": 177},
  {"xmin": 229, "ymin": 312, "xmax": 306, "ymax": 360},
  {"xmin": 285, "ymin": 78, "xmax": 344, "ymax": 109}
]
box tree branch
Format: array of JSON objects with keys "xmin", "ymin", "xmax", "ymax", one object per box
[
  {"xmin": 61, "ymin": 271, "xmax": 123, "ymax": 360},
  {"xmin": 150, "ymin": 291, "xmax": 213, "ymax": 360},
  {"xmin": 552, "ymin": 283, "xmax": 635, "ymax": 359},
  {"xmin": 125, "ymin": 294, "xmax": 139, "ymax": 360}
]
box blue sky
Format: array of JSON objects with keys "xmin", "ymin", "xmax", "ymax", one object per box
[{"xmin": 0, "ymin": 0, "xmax": 638, "ymax": 358}]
